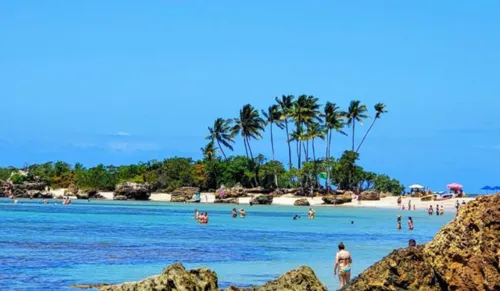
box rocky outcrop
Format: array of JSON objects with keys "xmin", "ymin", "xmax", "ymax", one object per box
[
  {"xmin": 113, "ymin": 195, "xmax": 127, "ymax": 201},
  {"xmin": 214, "ymin": 198, "xmax": 239, "ymax": 204},
  {"xmin": 229, "ymin": 266, "xmax": 327, "ymax": 291},
  {"xmin": 114, "ymin": 182, "xmax": 151, "ymax": 200},
  {"xmin": 216, "ymin": 183, "xmax": 247, "ymax": 198},
  {"xmin": 170, "ymin": 195, "xmax": 187, "ymax": 203},
  {"xmin": 171, "ymin": 187, "xmax": 199, "ymax": 198},
  {"xmin": 250, "ymin": 195, "xmax": 273, "ymax": 205},
  {"xmin": 358, "ymin": 190, "xmax": 380, "ymax": 201},
  {"xmin": 294, "ymin": 198, "xmax": 310, "ymax": 206},
  {"xmin": 343, "ymin": 194, "xmax": 500, "ymax": 291},
  {"xmin": 98, "ymin": 263, "xmax": 218, "ymax": 291},
  {"xmin": 81, "ymin": 263, "xmax": 326, "ymax": 291},
  {"xmin": 322, "ymin": 194, "xmax": 352, "ymax": 205},
  {"xmin": 1, "ymin": 181, "xmax": 51, "ymax": 198}
]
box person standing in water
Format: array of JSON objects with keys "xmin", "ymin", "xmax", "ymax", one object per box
[
  {"xmin": 308, "ymin": 208, "xmax": 316, "ymax": 219},
  {"xmin": 334, "ymin": 242, "xmax": 352, "ymax": 288},
  {"xmin": 231, "ymin": 208, "xmax": 237, "ymax": 218},
  {"xmin": 408, "ymin": 217, "xmax": 414, "ymax": 230},
  {"xmin": 194, "ymin": 209, "xmax": 200, "ymax": 220},
  {"xmin": 396, "ymin": 215, "xmax": 402, "ymax": 230},
  {"xmin": 435, "ymin": 204, "xmax": 439, "ymax": 216},
  {"xmin": 239, "ymin": 209, "xmax": 246, "ymax": 218},
  {"xmin": 428, "ymin": 205, "xmax": 433, "ymax": 215}
]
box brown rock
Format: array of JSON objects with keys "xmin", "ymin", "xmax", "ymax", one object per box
[
  {"xmin": 322, "ymin": 194, "xmax": 352, "ymax": 205},
  {"xmin": 216, "ymin": 183, "xmax": 247, "ymax": 198},
  {"xmin": 343, "ymin": 194, "xmax": 500, "ymax": 291},
  {"xmin": 214, "ymin": 198, "xmax": 239, "ymax": 204},
  {"xmin": 359, "ymin": 190, "xmax": 380, "ymax": 201},
  {"xmin": 171, "ymin": 187, "xmax": 199, "ymax": 198},
  {"xmin": 114, "ymin": 182, "xmax": 151, "ymax": 200},
  {"xmin": 250, "ymin": 195, "xmax": 273, "ymax": 205},
  {"xmin": 294, "ymin": 198, "xmax": 310, "ymax": 206}
]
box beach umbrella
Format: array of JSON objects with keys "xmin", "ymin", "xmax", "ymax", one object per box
[
  {"xmin": 481, "ymin": 186, "xmax": 493, "ymax": 194},
  {"xmin": 493, "ymin": 186, "xmax": 500, "ymax": 192},
  {"xmin": 409, "ymin": 184, "xmax": 424, "ymax": 189},
  {"xmin": 447, "ymin": 183, "xmax": 463, "ymax": 190}
]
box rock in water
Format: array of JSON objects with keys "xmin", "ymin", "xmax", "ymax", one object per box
[
  {"xmin": 98, "ymin": 263, "xmax": 219, "ymax": 291},
  {"xmin": 294, "ymin": 198, "xmax": 310, "ymax": 206},
  {"xmin": 343, "ymin": 194, "xmax": 500, "ymax": 291},
  {"xmin": 423, "ymin": 194, "xmax": 500, "ymax": 291},
  {"xmin": 90, "ymin": 264, "xmax": 326, "ymax": 291},
  {"xmin": 250, "ymin": 195, "xmax": 273, "ymax": 205},
  {"xmin": 343, "ymin": 246, "xmax": 441, "ymax": 290},
  {"xmin": 114, "ymin": 182, "xmax": 151, "ymax": 200},
  {"xmin": 231, "ymin": 266, "xmax": 327, "ymax": 291}
]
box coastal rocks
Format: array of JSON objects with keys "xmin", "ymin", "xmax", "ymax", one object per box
[
  {"xmin": 98, "ymin": 263, "xmax": 219, "ymax": 291},
  {"xmin": 86, "ymin": 264, "xmax": 326, "ymax": 291},
  {"xmin": 114, "ymin": 182, "xmax": 151, "ymax": 200},
  {"xmin": 294, "ymin": 198, "xmax": 310, "ymax": 206},
  {"xmin": 322, "ymin": 194, "xmax": 352, "ymax": 205},
  {"xmin": 3, "ymin": 181, "xmax": 50, "ymax": 198},
  {"xmin": 358, "ymin": 190, "xmax": 380, "ymax": 201},
  {"xmin": 113, "ymin": 195, "xmax": 127, "ymax": 201},
  {"xmin": 229, "ymin": 266, "xmax": 327, "ymax": 291},
  {"xmin": 250, "ymin": 195, "xmax": 273, "ymax": 205},
  {"xmin": 423, "ymin": 194, "xmax": 500, "ymax": 290},
  {"xmin": 214, "ymin": 198, "xmax": 239, "ymax": 204},
  {"xmin": 343, "ymin": 193, "xmax": 500, "ymax": 291},
  {"xmin": 170, "ymin": 195, "xmax": 187, "ymax": 203},
  {"xmin": 343, "ymin": 246, "xmax": 440, "ymax": 290},
  {"xmin": 171, "ymin": 187, "xmax": 199, "ymax": 198},
  {"xmin": 216, "ymin": 183, "xmax": 247, "ymax": 198}
]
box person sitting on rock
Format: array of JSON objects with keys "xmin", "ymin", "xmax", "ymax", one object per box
[{"xmin": 239, "ymin": 209, "xmax": 246, "ymax": 218}]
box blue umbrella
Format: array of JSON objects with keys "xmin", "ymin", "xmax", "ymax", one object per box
[
  {"xmin": 481, "ymin": 186, "xmax": 493, "ymax": 190},
  {"xmin": 494, "ymin": 186, "xmax": 500, "ymax": 191}
]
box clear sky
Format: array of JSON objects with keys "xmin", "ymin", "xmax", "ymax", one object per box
[{"xmin": 1, "ymin": 1, "xmax": 499, "ymax": 192}]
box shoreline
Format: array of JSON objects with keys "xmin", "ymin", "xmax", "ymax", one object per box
[{"xmin": 26, "ymin": 188, "xmax": 480, "ymax": 211}]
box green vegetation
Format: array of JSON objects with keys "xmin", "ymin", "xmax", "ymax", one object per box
[{"xmin": 0, "ymin": 95, "xmax": 403, "ymax": 195}]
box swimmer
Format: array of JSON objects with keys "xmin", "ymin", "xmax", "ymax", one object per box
[
  {"xmin": 239, "ymin": 209, "xmax": 246, "ymax": 218},
  {"xmin": 232, "ymin": 208, "xmax": 237, "ymax": 218},
  {"xmin": 408, "ymin": 217, "xmax": 414, "ymax": 231},
  {"xmin": 194, "ymin": 209, "xmax": 200, "ymax": 220},
  {"xmin": 334, "ymin": 242, "xmax": 352, "ymax": 288},
  {"xmin": 408, "ymin": 239, "xmax": 416, "ymax": 247},
  {"xmin": 308, "ymin": 208, "xmax": 315, "ymax": 219},
  {"xmin": 397, "ymin": 215, "xmax": 402, "ymax": 230}
]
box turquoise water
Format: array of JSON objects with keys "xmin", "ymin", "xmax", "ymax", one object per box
[{"xmin": 0, "ymin": 198, "xmax": 456, "ymax": 290}]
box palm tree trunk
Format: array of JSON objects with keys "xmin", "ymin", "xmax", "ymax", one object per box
[
  {"xmin": 285, "ymin": 121, "xmax": 292, "ymax": 169},
  {"xmin": 328, "ymin": 129, "xmax": 332, "ymax": 158},
  {"xmin": 306, "ymin": 140, "xmax": 310, "ymax": 162},
  {"xmin": 356, "ymin": 119, "xmax": 376, "ymax": 153},
  {"xmin": 243, "ymin": 137, "xmax": 249, "ymax": 158},
  {"xmin": 270, "ymin": 124, "xmax": 275, "ymax": 160},
  {"xmin": 246, "ymin": 137, "xmax": 254, "ymax": 160},
  {"xmin": 325, "ymin": 129, "xmax": 330, "ymax": 159},
  {"xmin": 216, "ymin": 140, "xmax": 227, "ymax": 159},
  {"xmin": 352, "ymin": 120, "xmax": 356, "ymax": 151},
  {"xmin": 312, "ymin": 138, "xmax": 316, "ymax": 161}
]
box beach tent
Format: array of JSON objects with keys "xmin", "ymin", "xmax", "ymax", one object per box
[
  {"xmin": 409, "ymin": 184, "xmax": 424, "ymax": 189},
  {"xmin": 447, "ymin": 183, "xmax": 463, "ymax": 191}
]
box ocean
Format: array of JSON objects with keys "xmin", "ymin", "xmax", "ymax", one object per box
[{"xmin": 0, "ymin": 198, "xmax": 456, "ymax": 290}]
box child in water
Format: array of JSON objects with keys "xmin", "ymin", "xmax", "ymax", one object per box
[{"xmin": 408, "ymin": 217, "xmax": 414, "ymax": 230}]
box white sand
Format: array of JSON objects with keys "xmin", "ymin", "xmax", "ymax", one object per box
[{"xmin": 50, "ymin": 187, "xmax": 482, "ymax": 210}]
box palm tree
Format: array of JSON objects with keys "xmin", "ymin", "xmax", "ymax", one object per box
[
  {"xmin": 275, "ymin": 95, "xmax": 294, "ymax": 169},
  {"xmin": 262, "ymin": 105, "xmax": 284, "ymax": 161},
  {"xmin": 307, "ymin": 123, "xmax": 326, "ymax": 162},
  {"xmin": 206, "ymin": 118, "xmax": 235, "ymax": 159},
  {"xmin": 346, "ymin": 100, "xmax": 368, "ymax": 151},
  {"xmin": 356, "ymin": 103, "xmax": 387, "ymax": 153},
  {"xmin": 324, "ymin": 102, "xmax": 347, "ymax": 159},
  {"xmin": 290, "ymin": 95, "xmax": 321, "ymax": 168},
  {"xmin": 232, "ymin": 104, "xmax": 266, "ymax": 159},
  {"xmin": 201, "ymin": 140, "xmax": 217, "ymax": 161}
]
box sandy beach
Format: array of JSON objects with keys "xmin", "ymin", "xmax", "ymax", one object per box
[{"xmin": 50, "ymin": 188, "xmax": 480, "ymax": 210}]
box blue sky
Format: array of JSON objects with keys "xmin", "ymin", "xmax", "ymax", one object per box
[{"xmin": 1, "ymin": 1, "xmax": 499, "ymax": 192}]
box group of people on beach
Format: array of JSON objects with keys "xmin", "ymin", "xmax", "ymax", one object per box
[{"xmin": 397, "ymin": 196, "xmax": 416, "ymax": 211}]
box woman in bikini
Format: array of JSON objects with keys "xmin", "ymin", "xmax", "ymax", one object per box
[{"xmin": 334, "ymin": 242, "xmax": 352, "ymax": 288}]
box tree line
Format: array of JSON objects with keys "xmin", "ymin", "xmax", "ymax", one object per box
[{"xmin": 0, "ymin": 95, "xmax": 403, "ymax": 195}]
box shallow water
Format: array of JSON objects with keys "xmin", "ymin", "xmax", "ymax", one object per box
[{"xmin": 0, "ymin": 198, "xmax": 456, "ymax": 290}]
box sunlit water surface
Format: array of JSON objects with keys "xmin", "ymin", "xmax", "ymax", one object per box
[{"xmin": 0, "ymin": 198, "xmax": 456, "ymax": 290}]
